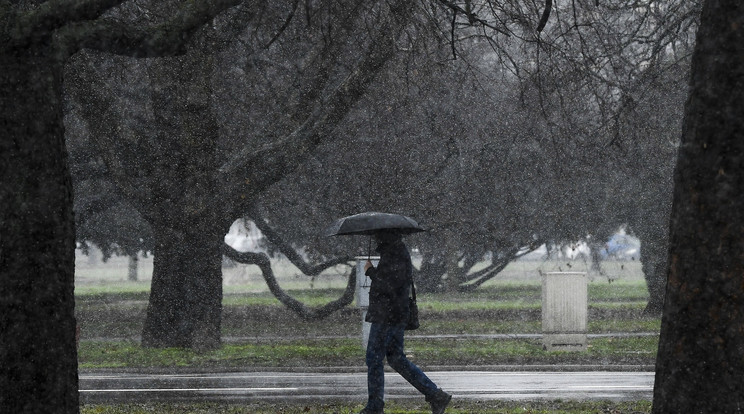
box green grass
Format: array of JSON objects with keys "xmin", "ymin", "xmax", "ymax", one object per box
[
  {"xmin": 589, "ymin": 281, "xmax": 650, "ymax": 302},
  {"xmin": 78, "ymin": 339, "xmax": 363, "ymax": 369},
  {"xmin": 420, "ymin": 320, "xmax": 543, "ymax": 334},
  {"xmin": 75, "ymin": 284, "xmax": 152, "ymax": 297},
  {"xmin": 419, "ymin": 318, "xmax": 659, "ymax": 334},
  {"xmin": 78, "ymin": 335, "xmax": 658, "ymax": 369},
  {"xmin": 589, "ymin": 337, "xmax": 659, "ymax": 356},
  {"xmin": 222, "ymin": 288, "xmax": 354, "ymax": 307},
  {"xmin": 418, "ymin": 299, "xmax": 541, "ymax": 311},
  {"xmin": 407, "ymin": 336, "xmax": 658, "ymax": 366},
  {"xmin": 588, "ymin": 319, "xmax": 660, "ymax": 333},
  {"xmin": 77, "ymin": 299, "xmax": 657, "ymax": 341},
  {"xmin": 80, "ymin": 400, "xmax": 653, "ymax": 414}
]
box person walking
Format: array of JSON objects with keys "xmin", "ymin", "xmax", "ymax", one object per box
[{"xmin": 359, "ymin": 230, "xmax": 451, "ymax": 414}]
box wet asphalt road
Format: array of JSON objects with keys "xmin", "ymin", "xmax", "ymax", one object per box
[{"xmin": 79, "ymin": 370, "xmax": 654, "ymax": 404}]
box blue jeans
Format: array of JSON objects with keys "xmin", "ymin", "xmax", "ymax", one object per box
[{"xmin": 365, "ymin": 323, "xmax": 439, "ymax": 412}]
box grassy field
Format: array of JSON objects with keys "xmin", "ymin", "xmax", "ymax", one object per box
[
  {"xmin": 75, "ymin": 253, "xmax": 658, "ymax": 370},
  {"xmin": 78, "ymin": 334, "xmax": 658, "ymax": 369}
]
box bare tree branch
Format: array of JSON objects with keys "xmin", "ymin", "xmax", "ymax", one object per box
[
  {"xmin": 222, "ymin": 244, "xmax": 356, "ymax": 320},
  {"xmin": 286, "ymin": 0, "xmax": 368, "ymax": 125},
  {"xmin": 247, "ymin": 206, "xmax": 354, "ymax": 276},
  {"xmin": 536, "ymin": 0, "xmax": 553, "ymax": 33},
  {"xmin": 59, "ymin": 0, "xmax": 242, "ymax": 58},
  {"xmin": 4, "ymin": 0, "xmax": 128, "ymax": 49},
  {"xmin": 264, "ymin": 0, "xmax": 300, "ymax": 49},
  {"xmin": 219, "ymin": 2, "xmax": 415, "ymax": 212},
  {"xmin": 436, "ymin": 0, "xmax": 511, "ymax": 36},
  {"xmin": 459, "ymin": 243, "xmax": 543, "ymax": 292},
  {"xmin": 450, "ymin": 9, "xmax": 458, "ymax": 59}
]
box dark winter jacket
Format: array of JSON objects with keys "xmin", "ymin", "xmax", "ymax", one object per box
[{"xmin": 364, "ymin": 239, "xmax": 412, "ymax": 325}]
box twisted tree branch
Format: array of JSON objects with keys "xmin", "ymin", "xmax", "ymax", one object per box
[
  {"xmin": 247, "ymin": 207, "xmax": 354, "ymax": 276},
  {"xmin": 222, "ymin": 244, "xmax": 356, "ymax": 320}
]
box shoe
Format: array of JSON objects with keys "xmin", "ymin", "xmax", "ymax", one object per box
[{"xmin": 428, "ymin": 389, "xmax": 452, "ymax": 414}]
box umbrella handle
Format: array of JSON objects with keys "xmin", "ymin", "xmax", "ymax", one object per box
[{"xmin": 367, "ymin": 236, "xmax": 372, "ymax": 261}]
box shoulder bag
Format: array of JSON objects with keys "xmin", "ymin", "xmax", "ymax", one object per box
[{"xmin": 406, "ymin": 275, "xmax": 420, "ymax": 330}]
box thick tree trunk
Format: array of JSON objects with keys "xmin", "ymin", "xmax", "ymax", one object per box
[
  {"xmin": 636, "ymin": 226, "xmax": 669, "ymax": 316},
  {"xmin": 641, "ymin": 259, "xmax": 666, "ymax": 316},
  {"xmin": 142, "ymin": 220, "xmax": 224, "ymax": 350},
  {"xmin": 140, "ymin": 53, "xmax": 226, "ymax": 350},
  {"xmin": 0, "ymin": 55, "xmax": 79, "ymax": 413},
  {"xmin": 652, "ymin": 1, "xmax": 744, "ymax": 412},
  {"xmin": 417, "ymin": 251, "xmax": 446, "ymax": 293}
]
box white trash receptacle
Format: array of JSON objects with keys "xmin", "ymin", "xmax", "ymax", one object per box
[
  {"xmin": 542, "ymin": 271, "xmax": 588, "ymax": 351},
  {"xmin": 356, "ymin": 256, "xmax": 379, "ymax": 351}
]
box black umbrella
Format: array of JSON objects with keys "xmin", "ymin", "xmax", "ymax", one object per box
[{"xmin": 323, "ymin": 212, "xmax": 425, "ymax": 237}]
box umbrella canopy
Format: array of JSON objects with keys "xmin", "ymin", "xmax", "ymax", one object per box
[{"xmin": 323, "ymin": 212, "xmax": 425, "ymax": 237}]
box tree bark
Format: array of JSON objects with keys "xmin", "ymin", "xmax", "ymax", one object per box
[
  {"xmin": 652, "ymin": 1, "xmax": 744, "ymax": 412},
  {"xmin": 142, "ymin": 219, "xmax": 224, "ymax": 350},
  {"xmin": 635, "ymin": 224, "xmax": 669, "ymax": 316},
  {"xmin": 1, "ymin": 1, "xmax": 242, "ymax": 411},
  {"xmin": 140, "ymin": 52, "xmax": 227, "ymax": 350},
  {"xmin": 417, "ymin": 252, "xmax": 447, "ymax": 293},
  {"xmin": 0, "ymin": 53, "xmax": 79, "ymax": 413}
]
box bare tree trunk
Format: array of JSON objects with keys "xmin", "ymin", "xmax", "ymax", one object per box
[
  {"xmin": 641, "ymin": 258, "xmax": 666, "ymax": 317},
  {"xmin": 1, "ymin": 2, "xmax": 241, "ymax": 410},
  {"xmin": 140, "ymin": 52, "xmax": 226, "ymax": 350},
  {"xmin": 0, "ymin": 55, "xmax": 79, "ymax": 413},
  {"xmin": 142, "ymin": 220, "xmax": 224, "ymax": 350},
  {"xmin": 443, "ymin": 230, "xmax": 461, "ymax": 292},
  {"xmin": 652, "ymin": 1, "xmax": 744, "ymax": 411},
  {"xmin": 417, "ymin": 251, "xmax": 446, "ymax": 293},
  {"xmin": 637, "ymin": 227, "xmax": 669, "ymax": 316}
]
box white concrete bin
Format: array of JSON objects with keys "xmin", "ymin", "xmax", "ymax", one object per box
[
  {"xmin": 542, "ymin": 271, "xmax": 588, "ymax": 351},
  {"xmin": 356, "ymin": 256, "xmax": 379, "ymax": 351}
]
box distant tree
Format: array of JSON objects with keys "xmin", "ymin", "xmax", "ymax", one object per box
[
  {"xmin": 506, "ymin": 0, "xmax": 697, "ymax": 311},
  {"xmin": 617, "ymin": 61, "xmax": 691, "ymax": 315},
  {"xmin": 236, "ymin": 0, "xmax": 694, "ymax": 306},
  {"xmin": 66, "ymin": 111, "xmax": 153, "ymax": 273},
  {"xmin": 258, "ymin": 0, "xmax": 695, "ymax": 299},
  {"xmin": 68, "ymin": 138, "xmax": 152, "ymax": 282},
  {"xmin": 653, "ymin": 0, "xmax": 744, "ymax": 412},
  {"xmin": 0, "ymin": 1, "xmax": 240, "ymax": 413}
]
